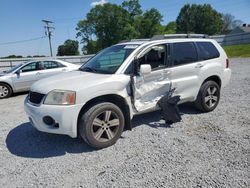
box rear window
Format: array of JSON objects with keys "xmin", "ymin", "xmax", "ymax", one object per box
[
  {"xmin": 172, "ymin": 42, "xmax": 198, "ymax": 66},
  {"xmin": 196, "ymin": 42, "xmax": 220, "ymax": 60}
]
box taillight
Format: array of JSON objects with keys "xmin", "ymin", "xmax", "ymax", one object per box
[{"xmin": 226, "ymin": 59, "xmax": 229, "ymax": 68}]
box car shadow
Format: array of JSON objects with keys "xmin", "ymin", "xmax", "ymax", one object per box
[
  {"xmin": 132, "ymin": 103, "xmax": 201, "ymax": 129},
  {"xmin": 6, "ymin": 104, "xmax": 201, "ymax": 159},
  {"xmin": 178, "ymin": 103, "xmax": 202, "ymax": 115},
  {"xmin": 6, "ymin": 122, "xmax": 94, "ymax": 158},
  {"xmin": 11, "ymin": 91, "xmax": 29, "ymax": 97}
]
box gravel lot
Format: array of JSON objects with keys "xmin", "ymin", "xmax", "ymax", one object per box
[{"xmin": 0, "ymin": 58, "xmax": 249, "ymax": 188}]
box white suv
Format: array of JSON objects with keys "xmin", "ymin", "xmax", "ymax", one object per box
[{"xmin": 24, "ymin": 34, "xmax": 231, "ymax": 149}]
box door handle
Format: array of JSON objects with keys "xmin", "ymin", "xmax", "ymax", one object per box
[
  {"xmin": 195, "ymin": 63, "xmax": 204, "ymax": 68},
  {"xmin": 36, "ymin": 72, "xmax": 42, "ymax": 75}
]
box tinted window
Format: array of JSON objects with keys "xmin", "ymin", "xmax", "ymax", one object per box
[
  {"xmin": 172, "ymin": 42, "xmax": 198, "ymax": 66},
  {"xmin": 197, "ymin": 42, "xmax": 220, "ymax": 60},
  {"xmin": 138, "ymin": 45, "xmax": 166, "ymax": 70},
  {"xmin": 124, "ymin": 44, "xmax": 167, "ymax": 75},
  {"xmin": 21, "ymin": 62, "xmax": 39, "ymax": 72},
  {"xmin": 42, "ymin": 61, "xmax": 60, "ymax": 69}
]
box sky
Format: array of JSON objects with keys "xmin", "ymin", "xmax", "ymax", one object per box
[{"xmin": 0, "ymin": 0, "xmax": 250, "ymax": 57}]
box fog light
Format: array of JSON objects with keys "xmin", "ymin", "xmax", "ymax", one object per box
[{"xmin": 43, "ymin": 116, "xmax": 55, "ymax": 126}]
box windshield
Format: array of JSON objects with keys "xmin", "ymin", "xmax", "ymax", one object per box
[
  {"xmin": 4, "ymin": 63, "xmax": 23, "ymax": 74},
  {"xmin": 79, "ymin": 44, "xmax": 137, "ymax": 74}
]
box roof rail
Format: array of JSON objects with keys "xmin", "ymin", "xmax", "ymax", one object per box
[
  {"xmin": 119, "ymin": 34, "xmax": 209, "ymax": 44},
  {"xmin": 119, "ymin": 38, "xmax": 150, "ymax": 43},
  {"xmin": 151, "ymin": 34, "xmax": 209, "ymax": 40}
]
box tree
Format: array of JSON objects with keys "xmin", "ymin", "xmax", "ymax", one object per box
[
  {"xmin": 176, "ymin": 4, "xmax": 223, "ymax": 35},
  {"xmin": 1, "ymin": 55, "xmax": 23, "ymax": 59},
  {"xmin": 76, "ymin": 3, "xmax": 138, "ymax": 54},
  {"xmin": 57, "ymin": 39, "xmax": 79, "ymax": 56},
  {"xmin": 122, "ymin": 0, "xmax": 142, "ymax": 19},
  {"xmin": 222, "ymin": 13, "xmax": 243, "ymax": 34},
  {"xmin": 138, "ymin": 8, "xmax": 163, "ymax": 38},
  {"xmin": 164, "ymin": 21, "xmax": 177, "ymax": 34}
]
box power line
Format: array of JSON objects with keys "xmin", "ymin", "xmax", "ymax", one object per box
[{"xmin": 0, "ymin": 36, "xmax": 46, "ymax": 45}]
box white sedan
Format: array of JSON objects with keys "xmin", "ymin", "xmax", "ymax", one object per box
[{"xmin": 0, "ymin": 59, "xmax": 80, "ymax": 98}]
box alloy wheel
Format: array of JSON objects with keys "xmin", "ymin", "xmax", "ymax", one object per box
[
  {"xmin": 0, "ymin": 85, "xmax": 9, "ymax": 98},
  {"xmin": 204, "ymin": 86, "xmax": 218, "ymax": 108},
  {"xmin": 91, "ymin": 110, "xmax": 120, "ymax": 142}
]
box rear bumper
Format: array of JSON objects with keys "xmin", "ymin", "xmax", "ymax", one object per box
[
  {"xmin": 222, "ymin": 68, "xmax": 231, "ymax": 87},
  {"xmin": 24, "ymin": 97, "xmax": 83, "ymax": 138}
]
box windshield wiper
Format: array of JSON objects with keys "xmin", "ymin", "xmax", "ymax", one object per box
[{"xmin": 80, "ymin": 67, "xmax": 98, "ymax": 73}]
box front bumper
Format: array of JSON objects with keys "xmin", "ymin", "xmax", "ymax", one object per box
[{"xmin": 24, "ymin": 97, "xmax": 83, "ymax": 138}]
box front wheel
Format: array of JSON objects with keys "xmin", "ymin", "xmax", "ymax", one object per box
[
  {"xmin": 79, "ymin": 102, "xmax": 125, "ymax": 149},
  {"xmin": 195, "ymin": 81, "xmax": 220, "ymax": 112},
  {"xmin": 0, "ymin": 83, "xmax": 12, "ymax": 99}
]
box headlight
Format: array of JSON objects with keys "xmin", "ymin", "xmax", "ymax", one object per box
[{"xmin": 44, "ymin": 90, "xmax": 76, "ymax": 105}]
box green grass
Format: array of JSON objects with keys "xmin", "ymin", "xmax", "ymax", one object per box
[{"xmin": 223, "ymin": 44, "xmax": 250, "ymax": 58}]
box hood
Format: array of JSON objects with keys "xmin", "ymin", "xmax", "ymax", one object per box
[
  {"xmin": 30, "ymin": 70, "xmax": 128, "ymax": 94},
  {"xmin": 0, "ymin": 72, "xmax": 7, "ymax": 77}
]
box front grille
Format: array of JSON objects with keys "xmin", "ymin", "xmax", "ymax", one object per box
[{"xmin": 29, "ymin": 92, "xmax": 45, "ymax": 104}]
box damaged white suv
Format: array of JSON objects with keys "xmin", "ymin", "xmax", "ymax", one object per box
[{"xmin": 24, "ymin": 34, "xmax": 231, "ymax": 149}]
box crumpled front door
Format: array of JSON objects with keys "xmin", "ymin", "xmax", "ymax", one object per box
[{"xmin": 133, "ymin": 68, "xmax": 171, "ymax": 112}]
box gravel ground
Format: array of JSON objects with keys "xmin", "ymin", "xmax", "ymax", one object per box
[{"xmin": 0, "ymin": 58, "xmax": 249, "ymax": 188}]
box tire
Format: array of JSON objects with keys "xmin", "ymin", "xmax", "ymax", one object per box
[
  {"xmin": 79, "ymin": 102, "xmax": 125, "ymax": 149},
  {"xmin": 0, "ymin": 83, "xmax": 12, "ymax": 99},
  {"xmin": 195, "ymin": 81, "xmax": 220, "ymax": 112}
]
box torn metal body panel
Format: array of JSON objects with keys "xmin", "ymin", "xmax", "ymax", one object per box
[
  {"xmin": 130, "ymin": 69, "xmax": 182, "ymax": 124},
  {"xmin": 133, "ymin": 71, "xmax": 171, "ymax": 112}
]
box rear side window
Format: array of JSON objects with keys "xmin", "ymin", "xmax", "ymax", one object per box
[
  {"xmin": 172, "ymin": 42, "xmax": 198, "ymax": 66},
  {"xmin": 196, "ymin": 42, "xmax": 220, "ymax": 60},
  {"xmin": 42, "ymin": 61, "xmax": 63, "ymax": 69}
]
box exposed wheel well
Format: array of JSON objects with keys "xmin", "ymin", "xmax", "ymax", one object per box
[
  {"xmin": 0, "ymin": 82, "xmax": 13, "ymax": 93},
  {"xmin": 202, "ymin": 76, "xmax": 221, "ymax": 88},
  {"xmin": 77, "ymin": 94, "xmax": 132, "ymax": 135}
]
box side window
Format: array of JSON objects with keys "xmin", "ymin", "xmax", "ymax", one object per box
[
  {"xmin": 42, "ymin": 61, "xmax": 60, "ymax": 69},
  {"xmin": 138, "ymin": 44, "xmax": 166, "ymax": 71},
  {"xmin": 21, "ymin": 62, "xmax": 39, "ymax": 72},
  {"xmin": 57, "ymin": 62, "xmax": 66, "ymax": 68},
  {"xmin": 196, "ymin": 42, "xmax": 220, "ymax": 60},
  {"xmin": 172, "ymin": 42, "xmax": 198, "ymax": 66}
]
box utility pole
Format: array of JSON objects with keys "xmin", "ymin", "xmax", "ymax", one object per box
[{"xmin": 42, "ymin": 20, "xmax": 54, "ymax": 57}]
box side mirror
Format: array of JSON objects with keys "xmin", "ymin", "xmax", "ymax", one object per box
[
  {"xmin": 15, "ymin": 69, "xmax": 22, "ymax": 75},
  {"xmin": 140, "ymin": 64, "xmax": 151, "ymax": 75}
]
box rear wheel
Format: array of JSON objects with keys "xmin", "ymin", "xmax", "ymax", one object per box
[
  {"xmin": 79, "ymin": 102, "xmax": 125, "ymax": 149},
  {"xmin": 0, "ymin": 83, "xmax": 12, "ymax": 99},
  {"xmin": 195, "ymin": 81, "xmax": 220, "ymax": 112}
]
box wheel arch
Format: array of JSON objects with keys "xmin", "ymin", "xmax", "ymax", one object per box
[
  {"xmin": 0, "ymin": 81, "xmax": 13, "ymax": 93},
  {"xmin": 77, "ymin": 94, "xmax": 132, "ymax": 136},
  {"xmin": 193, "ymin": 75, "xmax": 221, "ymax": 102},
  {"xmin": 202, "ymin": 75, "xmax": 221, "ymax": 88}
]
